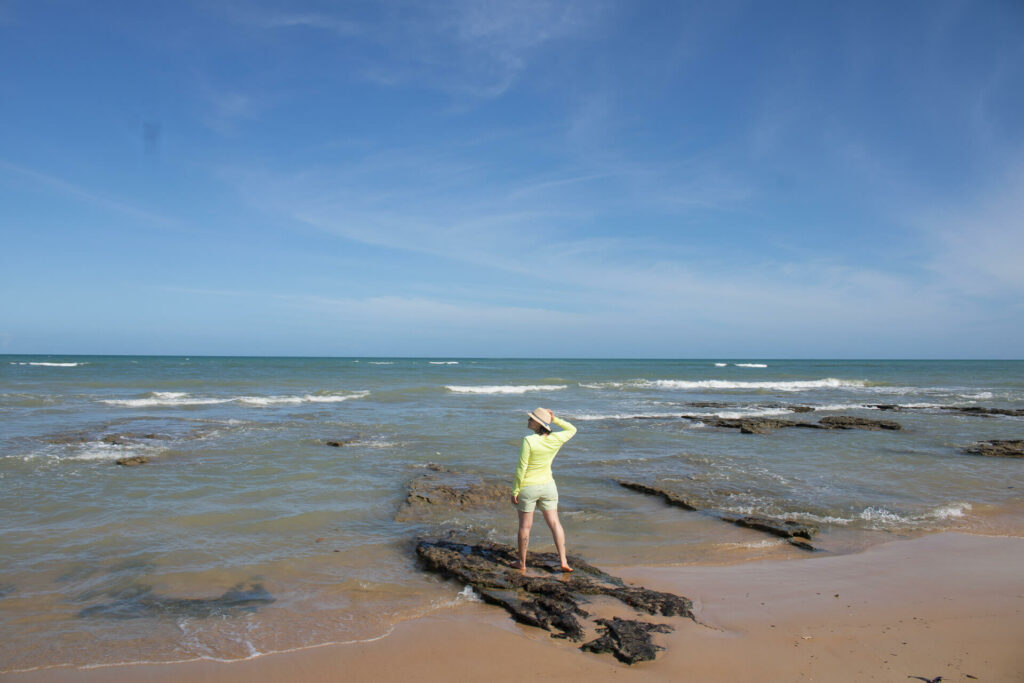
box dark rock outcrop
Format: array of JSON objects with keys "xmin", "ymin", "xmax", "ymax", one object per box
[
  {"xmin": 115, "ymin": 455, "xmax": 150, "ymax": 466},
  {"xmin": 581, "ymin": 618, "xmax": 674, "ymax": 664},
  {"xmin": 680, "ymin": 414, "xmax": 901, "ymax": 434},
  {"xmin": 867, "ymin": 404, "xmax": 1024, "ymax": 418},
  {"xmin": 962, "ymin": 440, "xmax": 1024, "ymax": 458},
  {"xmin": 718, "ymin": 514, "xmax": 818, "ymax": 549},
  {"xmin": 618, "ymin": 481, "xmax": 818, "ymax": 551},
  {"xmin": 325, "ymin": 437, "xmax": 359, "ymax": 447},
  {"xmin": 942, "ymin": 406, "xmax": 1024, "ymax": 417},
  {"xmin": 617, "ymin": 480, "xmax": 699, "ymax": 510},
  {"xmin": 416, "ymin": 536, "xmax": 690, "ymax": 662},
  {"xmin": 396, "ymin": 469, "xmax": 510, "ymax": 522},
  {"xmin": 817, "ymin": 416, "xmax": 902, "ymax": 431}
]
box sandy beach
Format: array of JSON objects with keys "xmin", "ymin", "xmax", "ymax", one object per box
[{"xmin": 6, "ymin": 531, "xmax": 1021, "ymax": 683}]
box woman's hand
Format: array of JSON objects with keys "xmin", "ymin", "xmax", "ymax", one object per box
[{"xmin": 510, "ymin": 493, "xmax": 519, "ymax": 506}]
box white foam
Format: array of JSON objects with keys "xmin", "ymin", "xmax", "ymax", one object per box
[
  {"xmin": 445, "ymin": 384, "xmax": 567, "ymax": 395},
  {"xmin": 714, "ymin": 362, "xmax": 728, "ymax": 367},
  {"xmin": 813, "ymin": 403, "xmax": 879, "ymax": 412},
  {"xmin": 859, "ymin": 502, "xmax": 972, "ymax": 528},
  {"xmin": 710, "ymin": 407, "xmax": 794, "ymax": 419},
  {"xmin": 102, "ymin": 392, "xmax": 233, "ymax": 407},
  {"xmin": 237, "ymin": 392, "xmax": 368, "ymax": 406},
  {"xmin": 429, "ymin": 361, "xmax": 459, "ymax": 365},
  {"xmin": 101, "ymin": 391, "xmax": 368, "ymax": 408},
  {"xmin": 734, "ymin": 363, "xmax": 768, "ymax": 368},
  {"xmin": 631, "ymin": 378, "xmax": 868, "ymax": 392},
  {"xmin": 571, "ymin": 412, "xmax": 692, "ymax": 421},
  {"xmin": 368, "ymin": 362, "xmax": 394, "ymax": 365},
  {"xmin": 11, "ymin": 362, "xmax": 84, "ymax": 367}
]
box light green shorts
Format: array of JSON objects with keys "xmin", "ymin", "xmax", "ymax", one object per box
[{"xmin": 516, "ymin": 480, "xmax": 559, "ymax": 513}]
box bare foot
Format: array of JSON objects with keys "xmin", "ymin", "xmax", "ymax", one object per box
[
  {"xmin": 517, "ymin": 563, "xmax": 528, "ymax": 574},
  {"xmin": 560, "ymin": 564, "xmax": 573, "ymax": 573}
]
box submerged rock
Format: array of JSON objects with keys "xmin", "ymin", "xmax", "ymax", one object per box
[
  {"xmin": 395, "ymin": 469, "xmax": 510, "ymax": 522},
  {"xmin": 115, "ymin": 455, "xmax": 150, "ymax": 466},
  {"xmin": 416, "ymin": 536, "xmax": 690, "ymax": 662},
  {"xmin": 962, "ymin": 440, "xmax": 1024, "ymax": 458},
  {"xmin": 581, "ymin": 617, "xmax": 674, "ymax": 664},
  {"xmin": 618, "ymin": 481, "xmax": 818, "ymax": 551},
  {"xmin": 78, "ymin": 583, "xmax": 274, "ymax": 619},
  {"xmin": 102, "ymin": 433, "xmax": 167, "ymax": 445},
  {"xmin": 324, "ymin": 436, "xmax": 359, "ymax": 447}
]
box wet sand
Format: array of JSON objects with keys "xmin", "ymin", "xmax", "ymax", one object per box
[{"xmin": 5, "ymin": 532, "xmax": 1023, "ymax": 682}]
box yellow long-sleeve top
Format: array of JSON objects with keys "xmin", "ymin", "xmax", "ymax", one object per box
[{"xmin": 512, "ymin": 417, "xmax": 577, "ymax": 496}]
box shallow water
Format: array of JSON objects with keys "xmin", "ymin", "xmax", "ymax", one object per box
[{"xmin": 1, "ymin": 357, "xmax": 1022, "ymax": 671}]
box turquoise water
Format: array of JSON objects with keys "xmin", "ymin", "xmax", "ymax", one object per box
[{"xmin": 2, "ymin": 356, "xmax": 1023, "ymax": 671}]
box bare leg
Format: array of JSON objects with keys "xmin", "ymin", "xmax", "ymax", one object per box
[
  {"xmin": 541, "ymin": 508, "xmax": 571, "ymax": 571},
  {"xmin": 517, "ymin": 511, "xmax": 534, "ymax": 572}
]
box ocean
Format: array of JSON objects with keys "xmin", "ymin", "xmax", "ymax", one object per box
[{"xmin": 1, "ymin": 356, "xmax": 1022, "ymax": 672}]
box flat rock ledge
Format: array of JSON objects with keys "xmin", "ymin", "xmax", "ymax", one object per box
[
  {"xmin": 962, "ymin": 440, "xmax": 1024, "ymax": 458},
  {"xmin": 618, "ymin": 480, "xmax": 818, "ymax": 551},
  {"xmin": 870, "ymin": 404, "xmax": 1024, "ymax": 417},
  {"xmin": 689, "ymin": 415, "xmax": 902, "ymax": 434},
  {"xmin": 416, "ymin": 536, "xmax": 691, "ymax": 663},
  {"xmin": 395, "ymin": 465, "xmax": 511, "ymax": 522}
]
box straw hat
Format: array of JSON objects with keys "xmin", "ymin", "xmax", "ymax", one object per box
[{"xmin": 527, "ymin": 407, "xmax": 553, "ymax": 430}]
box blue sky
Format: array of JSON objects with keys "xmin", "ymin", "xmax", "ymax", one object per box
[{"xmin": 1, "ymin": 1, "xmax": 1022, "ymax": 358}]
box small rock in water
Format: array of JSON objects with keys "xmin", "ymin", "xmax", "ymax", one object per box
[{"xmin": 115, "ymin": 456, "xmax": 149, "ymax": 466}]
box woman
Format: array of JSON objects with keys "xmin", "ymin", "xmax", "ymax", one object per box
[{"xmin": 510, "ymin": 407, "xmax": 577, "ymax": 573}]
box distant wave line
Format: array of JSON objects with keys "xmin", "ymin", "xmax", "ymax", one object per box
[
  {"xmin": 100, "ymin": 391, "xmax": 369, "ymax": 407},
  {"xmin": 445, "ymin": 384, "xmax": 567, "ymax": 395}
]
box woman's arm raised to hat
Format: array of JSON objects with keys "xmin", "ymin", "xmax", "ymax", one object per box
[{"xmin": 550, "ymin": 416, "xmax": 576, "ymax": 443}]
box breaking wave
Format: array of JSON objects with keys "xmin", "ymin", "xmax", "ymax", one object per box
[
  {"xmin": 101, "ymin": 391, "xmax": 368, "ymax": 408},
  {"xmin": 11, "ymin": 362, "xmax": 85, "ymax": 367},
  {"xmin": 581, "ymin": 378, "xmax": 870, "ymax": 392},
  {"xmin": 445, "ymin": 384, "xmax": 567, "ymax": 395},
  {"xmin": 734, "ymin": 363, "xmax": 768, "ymax": 368}
]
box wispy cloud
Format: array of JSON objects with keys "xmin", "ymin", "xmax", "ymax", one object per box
[
  {"xmin": 920, "ymin": 165, "xmax": 1024, "ymax": 296},
  {"xmin": 0, "ymin": 160, "xmax": 183, "ymax": 230},
  {"xmin": 225, "ymin": 0, "xmax": 606, "ymax": 99}
]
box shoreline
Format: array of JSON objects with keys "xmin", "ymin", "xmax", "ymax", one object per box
[{"xmin": 6, "ymin": 530, "xmax": 1022, "ymax": 682}]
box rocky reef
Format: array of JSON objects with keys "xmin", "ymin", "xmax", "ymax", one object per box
[
  {"xmin": 687, "ymin": 415, "xmax": 902, "ymax": 434},
  {"xmin": 618, "ymin": 480, "xmax": 818, "ymax": 551},
  {"xmin": 962, "ymin": 440, "xmax": 1024, "ymax": 458},
  {"xmin": 416, "ymin": 535, "xmax": 691, "ymax": 663},
  {"xmin": 395, "ymin": 464, "xmax": 510, "ymax": 522}
]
